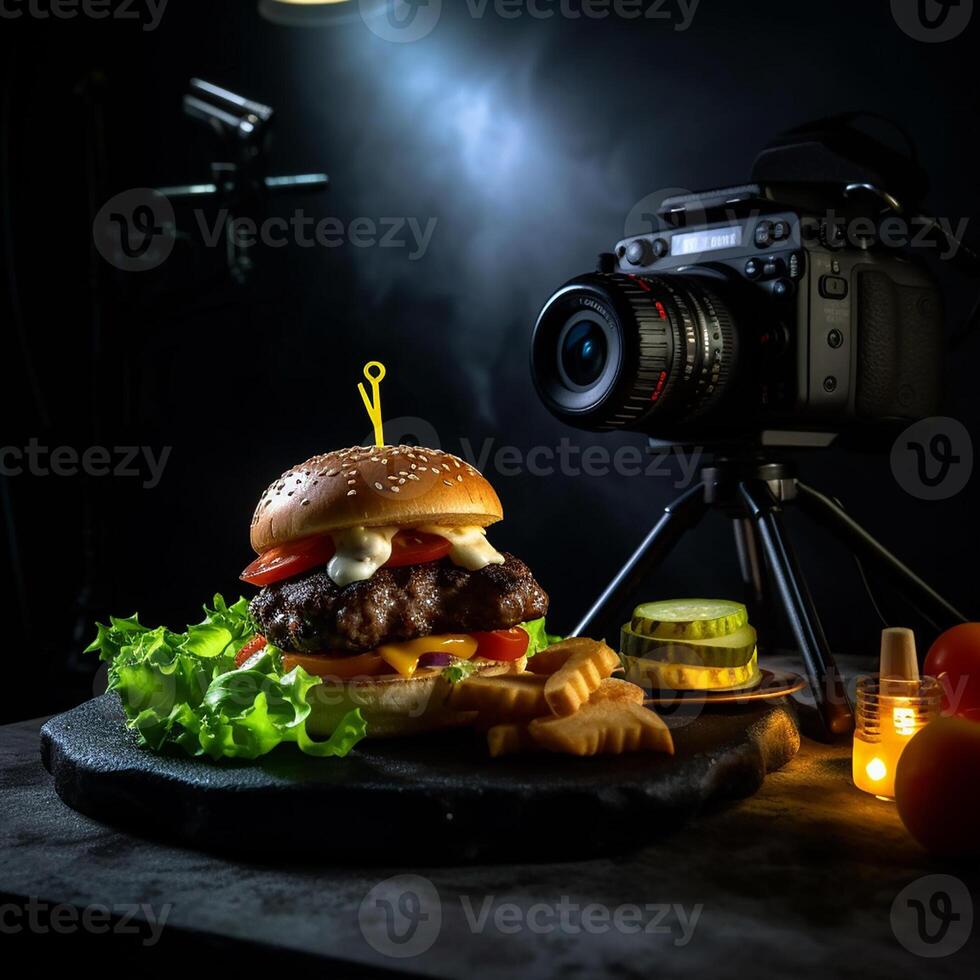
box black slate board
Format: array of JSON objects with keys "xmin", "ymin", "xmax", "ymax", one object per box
[{"xmin": 41, "ymin": 693, "xmax": 799, "ymax": 864}]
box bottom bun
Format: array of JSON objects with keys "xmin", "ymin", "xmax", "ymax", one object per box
[{"xmin": 306, "ymin": 656, "xmax": 528, "ymax": 738}]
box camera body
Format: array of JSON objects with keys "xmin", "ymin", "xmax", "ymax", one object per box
[{"xmin": 531, "ymin": 182, "xmax": 944, "ymax": 448}]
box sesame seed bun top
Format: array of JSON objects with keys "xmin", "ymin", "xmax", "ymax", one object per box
[{"xmin": 249, "ymin": 445, "xmax": 503, "ymax": 554}]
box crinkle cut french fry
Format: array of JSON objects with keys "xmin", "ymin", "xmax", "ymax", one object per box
[
  {"xmin": 448, "ymin": 673, "xmax": 548, "ymax": 718},
  {"xmin": 528, "ymin": 701, "xmax": 674, "ymax": 756},
  {"xmin": 544, "ymin": 639, "xmax": 621, "ymax": 716},
  {"xmin": 588, "ymin": 677, "xmax": 645, "ymax": 706},
  {"xmin": 526, "ymin": 639, "xmax": 581, "ymax": 676}
]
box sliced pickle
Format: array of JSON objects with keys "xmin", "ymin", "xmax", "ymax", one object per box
[
  {"xmin": 620, "ymin": 622, "xmax": 758, "ymax": 668},
  {"xmin": 630, "ymin": 599, "xmax": 748, "ymax": 640},
  {"xmin": 622, "ymin": 648, "xmax": 760, "ymax": 692}
]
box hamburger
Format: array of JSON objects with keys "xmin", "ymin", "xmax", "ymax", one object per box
[{"xmin": 239, "ymin": 445, "xmax": 550, "ymax": 737}]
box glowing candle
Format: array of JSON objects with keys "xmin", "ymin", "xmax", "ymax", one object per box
[{"xmin": 852, "ymin": 676, "xmax": 941, "ymax": 800}]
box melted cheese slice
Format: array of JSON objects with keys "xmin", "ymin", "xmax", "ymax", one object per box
[
  {"xmin": 419, "ymin": 524, "xmax": 505, "ymax": 571},
  {"xmin": 376, "ymin": 634, "xmax": 479, "ymax": 677}
]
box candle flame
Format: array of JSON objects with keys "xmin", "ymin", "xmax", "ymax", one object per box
[{"xmin": 865, "ymin": 757, "xmax": 887, "ymax": 782}]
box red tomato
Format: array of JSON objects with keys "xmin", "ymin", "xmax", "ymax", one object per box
[
  {"xmin": 240, "ymin": 535, "xmax": 336, "ymax": 587},
  {"xmin": 385, "ymin": 531, "xmax": 452, "ymax": 567},
  {"xmin": 235, "ymin": 635, "xmax": 268, "ymax": 668},
  {"xmin": 282, "ymin": 651, "xmax": 391, "ymax": 680},
  {"xmin": 924, "ymin": 623, "xmax": 980, "ymax": 718},
  {"xmin": 472, "ymin": 628, "xmax": 530, "ymax": 662},
  {"xmin": 241, "ymin": 530, "xmax": 451, "ymax": 586},
  {"xmin": 895, "ymin": 715, "xmax": 980, "ymax": 857}
]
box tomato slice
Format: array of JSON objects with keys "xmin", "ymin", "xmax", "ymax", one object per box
[
  {"xmin": 235, "ymin": 635, "xmax": 268, "ymax": 668},
  {"xmin": 471, "ymin": 628, "xmax": 530, "ymax": 662},
  {"xmin": 241, "ymin": 530, "xmax": 452, "ymax": 587},
  {"xmin": 282, "ymin": 651, "xmax": 392, "ymax": 679},
  {"xmin": 240, "ymin": 534, "xmax": 337, "ymax": 586},
  {"xmin": 385, "ymin": 531, "xmax": 452, "ymax": 568}
]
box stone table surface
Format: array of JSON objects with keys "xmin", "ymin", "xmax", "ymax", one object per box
[{"xmin": 2, "ymin": 689, "xmax": 978, "ymax": 977}]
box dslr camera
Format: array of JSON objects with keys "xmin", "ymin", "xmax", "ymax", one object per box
[{"xmin": 531, "ymin": 118, "xmax": 947, "ymax": 448}]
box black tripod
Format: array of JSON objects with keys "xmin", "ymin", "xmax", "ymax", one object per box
[{"xmin": 574, "ymin": 457, "xmax": 968, "ymax": 740}]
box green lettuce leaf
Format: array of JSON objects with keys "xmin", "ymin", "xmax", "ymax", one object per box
[
  {"xmin": 519, "ymin": 617, "xmax": 563, "ymax": 657},
  {"xmin": 85, "ymin": 595, "xmax": 366, "ymax": 760}
]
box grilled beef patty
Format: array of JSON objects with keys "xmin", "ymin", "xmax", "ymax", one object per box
[{"xmin": 250, "ymin": 553, "xmax": 549, "ymax": 653}]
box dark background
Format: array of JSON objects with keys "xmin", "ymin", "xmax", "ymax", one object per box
[{"xmin": 1, "ymin": 0, "xmax": 977, "ymax": 723}]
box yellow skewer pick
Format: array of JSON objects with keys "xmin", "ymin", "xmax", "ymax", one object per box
[{"xmin": 358, "ymin": 361, "xmax": 387, "ymax": 448}]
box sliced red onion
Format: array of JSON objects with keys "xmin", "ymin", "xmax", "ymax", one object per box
[{"xmin": 417, "ymin": 652, "xmax": 454, "ymax": 669}]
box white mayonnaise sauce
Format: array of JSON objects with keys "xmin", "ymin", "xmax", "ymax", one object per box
[
  {"xmin": 420, "ymin": 524, "xmax": 505, "ymax": 571},
  {"xmin": 327, "ymin": 526, "xmax": 398, "ymax": 587},
  {"xmin": 325, "ymin": 524, "xmax": 504, "ymax": 586}
]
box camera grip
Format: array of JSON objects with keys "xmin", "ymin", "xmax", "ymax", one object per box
[{"xmin": 855, "ymin": 271, "xmax": 943, "ymax": 421}]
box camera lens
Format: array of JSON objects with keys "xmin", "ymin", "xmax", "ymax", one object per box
[
  {"xmin": 531, "ymin": 273, "xmax": 738, "ymax": 433},
  {"xmin": 559, "ymin": 318, "xmax": 608, "ymax": 389}
]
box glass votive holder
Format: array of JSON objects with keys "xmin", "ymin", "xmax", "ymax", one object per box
[{"xmin": 852, "ymin": 675, "xmax": 942, "ymax": 801}]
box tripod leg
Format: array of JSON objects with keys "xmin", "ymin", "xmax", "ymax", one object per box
[
  {"xmin": 573, "ymin": 483, "xmax": 708, "ymax": 640},
  {"xmin": 733, "ymin": 517, "xmax": 777, "ymax": 656},
  {"xmin": 795, "ymin": 482, "xmax": 968, "ymax": 629},
  {"xmin": 739, "ymin": 480, "xmax": 854, "ymax": 739}
]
